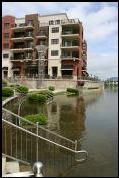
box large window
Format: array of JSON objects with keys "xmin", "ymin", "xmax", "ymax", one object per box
[
  {"xmin": 4, "ymin": 23, "xmax": 10, "ymax": 29},
  {"xmin": 4, "ymin": 33, "xmax": 9, "ymax": 39},
  {"xmin": 52, "ymin": 27, "xmax": 59, "ymax": 33},
  {"xmin": 51, "ymin": 50, "xmax": 59, "ymax": 56},
  {"xmin": 3, "ymin": 53, "xmax": 9, "ymax": 58},
  {"xmin": 51, "ymin": 39, "xmax": 59, "ymax": 44}
]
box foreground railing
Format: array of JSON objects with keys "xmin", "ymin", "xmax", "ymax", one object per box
[{"xmin": 2, "ymin": 108, "xmax": 88, "ymax": 176}]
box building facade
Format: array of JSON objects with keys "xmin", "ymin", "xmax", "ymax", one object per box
[{"xmin": 2, "ymin": 13, "xmax": 87, "ymax": 80}]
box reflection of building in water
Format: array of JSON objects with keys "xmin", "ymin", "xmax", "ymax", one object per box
[
  {"xmin": 47, "ymin": 101, "xmax": 60, "ymax": 131},
  {"xmin": 59, "ymin": 96, "xmax": 86, "ymax": 142},
  {"xmin": 47, "ymin": 92, "xmax": 102, "ymax": 142},
  {"xmin": 47, "ymin": 95, "xmax": 86, "ymax": 142}
]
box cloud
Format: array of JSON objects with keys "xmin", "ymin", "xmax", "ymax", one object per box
[{"xmin": 87, "ymin": 52, "xmax": 118, "ymax": 80}]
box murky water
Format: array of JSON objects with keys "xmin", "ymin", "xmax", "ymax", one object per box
[{"xmin": 4, "ymin": 87, "xmax": 118, "ymax": 177}]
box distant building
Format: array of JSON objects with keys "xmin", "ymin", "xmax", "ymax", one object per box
[{"xmin": 2, "ymin": 13, "xmax": 88, "ymax": 79}]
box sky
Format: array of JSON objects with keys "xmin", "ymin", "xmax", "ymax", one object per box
[{"xmin": 2, "ymin": 2, "xmax": 118, "ymax": 80}]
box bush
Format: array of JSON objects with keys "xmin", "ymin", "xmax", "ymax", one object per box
[
  {"xmin": 2, "ymin": 87, "xmax": 14, "ymax": 97},
  {"xmin": 48, "ymin": 86, "xmax": 55, "ymax": 91},
  {"xmin": 28, "ymin": 94, "xmax": 47, "ymax": 104},
  {"xmin": 2, "ymin": 79, "xmax": 7, "ymax": 87},
  {"xmin": 16, "ymin": 85, "xmax": 29, "ymax": 94},
  {"xmin": 67, "ymin": 88, "xmax": 79, "ymax": 95},
  {"xmin": 24, "ymin": 113, "xmax": 47, "ymax": 125}
]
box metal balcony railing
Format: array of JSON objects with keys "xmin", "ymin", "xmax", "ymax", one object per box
[
  {"xmin": 61, "ymin": 55, "xmax": 79, "ymax": 59},
  {"xmin": 2, "ymin": 107, "xmax": 88, "ymax": 176},
  {"xmin": 62, "ymin": 31, "xmax": 79, "ymax": 35},
  {"xmin": 11, "ymin": 45, "xmax": 33, "ymax": 49},
  {"xmin": 62, "ymin": 42, "xmax": 79, "ymax": 47},
  {"xmin": 61, "ymin": 18, "xmax": 80, "ymax": 25},
  {"xmin": 12, "ymin": 23, "xmax": 34, "ymax": 29}
]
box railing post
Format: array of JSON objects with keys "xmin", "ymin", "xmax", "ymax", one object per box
[
  {"xmin": 33, "ymin": 162, "xmax": 43, "ymax": 177},
  {"xmin": 75, "ymin": 140, "xmax": 77, "ymax": 151},
  {"xmin": 36, "ymin": 122, "xmax": 39, "ymax": 162}
]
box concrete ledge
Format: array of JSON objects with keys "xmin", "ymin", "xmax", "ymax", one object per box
[
  {"xmin": 2, "ymin": 157, "xmax": 6, "ymax": 175},
  {"xmin": 6, "ymin": 161, "xmax": 20, "ymax": 174}
]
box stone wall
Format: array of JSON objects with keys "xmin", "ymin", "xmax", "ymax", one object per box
[
  {"xmin": 19, "ymin": 79, "xmax": 77, "ymax": 90},
  {"xmin": 16, "ymin": 78, "xmax": 104, "ymax": 92}
]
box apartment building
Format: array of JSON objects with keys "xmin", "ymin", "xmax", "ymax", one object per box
[{"xmin": 2, "ymin": 13, "xmax": 87, "ymax": 80}]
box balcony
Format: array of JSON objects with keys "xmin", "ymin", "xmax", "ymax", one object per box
[
  {"xmin": 11, "ymin": 45, "xmax": 33, "ymax": 52},
  {"xmin": 11, "ymin": 23, "xmax": 34, "ymax": 31},
  {"xmin": 61, "ymin": 65, "xmax": 74, "ymax": 70},
  {"xmin": 11, "ymin": 33, "xmax": 33, "ymax": 42},
  {"xmin": 61, "ymin": 41, "xmax": 79, "ymax": 50},
  {"xmin": 36, "ymin": 32, "xmax": 47, "ymax": 39},
  {"xmin": 61, "ymin": 55, "xmax": 79, "ymax": 60},
  {"xmin": 61, "ymin": 31, "xmax": 79, "ymax": 39},
  {"xmin": 61, "ymin": 19, "xmax": 80, "ymax": 25},
  {"xmin": 10, "ymin": 55, "xmax": 32, "ymax": 62}
]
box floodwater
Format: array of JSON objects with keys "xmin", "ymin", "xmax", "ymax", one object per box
[{"xmin": 4, "ymin": 87, "xmax": 118, "ymax": 177}]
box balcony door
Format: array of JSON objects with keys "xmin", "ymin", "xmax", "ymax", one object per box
[{"xmin": 52, "ymin": 67, "xmax": 57, "ymax": 78}]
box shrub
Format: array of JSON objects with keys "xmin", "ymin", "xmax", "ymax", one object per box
[
  {"xmin": 16, "ymin": 85, "xmax": 29, "ymax": 94},
  {"xmin": 2, "ymin": 87, "xmax": 14, "ymax": 97},
  {"xmin": 28, "ymin": 94, "xmax": 47, "ymax": 104},
  {"xmin": 48, "ymin": 86, "xmax": 55, "ymax": 91},
  {"xmin": 24, "ymin": 113, "xmax": 47, "ymax": 125},
  {"xmin": 2, "ymin": 79, "xmax": 7, "ymax": 87},
  {"xmin": 67, "ymin": 88, "xmax": 79, "ymax": 95}
]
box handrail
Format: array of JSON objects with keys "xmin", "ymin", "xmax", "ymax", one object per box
[
  {"xmin": 2, "ymin": 108, "xmax": 75, "ymax": 144},
  {"xmin": 2, "ymin": 119, "xmax": 88, "ymax": 162},
  {"xmin": 2, "ymin": 153, "xmax": 30, "ymax": 165}
]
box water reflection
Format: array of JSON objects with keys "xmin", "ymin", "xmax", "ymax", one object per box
[{"xmin": 47, "ymin": 92, "xmax": 102, "ymax": 143}]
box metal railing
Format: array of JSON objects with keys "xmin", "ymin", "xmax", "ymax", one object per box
[
  {"xmin": 61, "ymin": 18, "xmax": 80, "ymax": 25},
  {"xmin": 2, "ymin": 108, "xmax": 88, "ymax": 176},
  {"xmin": 2, "ymin": 108, "xmax": 76, "ymax": 150}
]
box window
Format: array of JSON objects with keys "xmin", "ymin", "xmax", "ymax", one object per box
[
  {"xmin": 51, "ymin": 39, "xmax": 59, "ymax": 44},
  {"xmin": 51, "ymin": 50, "xmax": 59, "ymax": 56},
  {"xmin": 4, "ymin": 33, "xmax": 9, "ymax": 39},
  {"xmin": 4, "ymin": 43, "xmax": 9, "ymax": 49},
  {"xmin": 52, "ymin": 27, "xmax": 59, "ymax": 33},
  {"xmin": 4, "ymin": 23, "xmax": 10, "ymax": 29},
  {"xmin": 49, "ymin": 20, "xmax": 54, "ymax": 25},
  {"xmin": 55, "ymin": 20, "xmax": 60, "ymax": 24},
  {"xmin": 3, "ymin": 53, "xmax": 9, "ymax": 58}
]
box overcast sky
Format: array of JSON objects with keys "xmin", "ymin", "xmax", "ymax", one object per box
[{"xmin": 2, "ymin": 2, "xmax": 118, "ymax": 80}]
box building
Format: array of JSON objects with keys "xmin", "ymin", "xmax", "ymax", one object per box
[{"xmin": 2, "ymin": 13, "xmax": 87, "ymax": 80}]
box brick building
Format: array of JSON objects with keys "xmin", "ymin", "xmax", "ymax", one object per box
[{"xmin": 2, "ymin": 13, "xmax": 87, "ymax": 79}]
